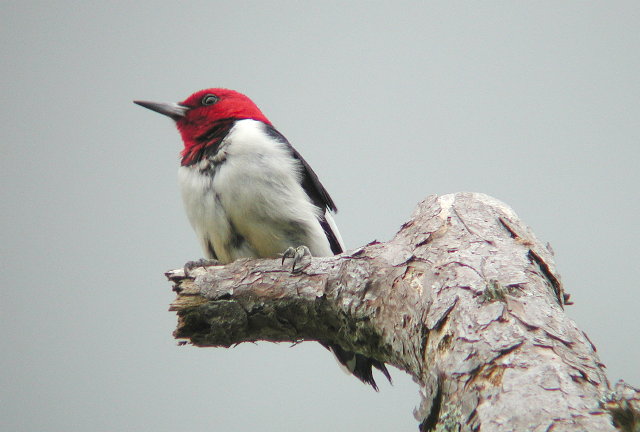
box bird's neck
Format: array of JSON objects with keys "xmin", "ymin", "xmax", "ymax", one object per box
[{"xmin": 180, "ymin": 118, "xmax": 237, "ymax": 166}]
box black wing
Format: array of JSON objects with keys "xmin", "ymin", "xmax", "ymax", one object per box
[
  {"xmin": 265, "ymin": 125, "xmax": 392, "ymax": 390},
  {"xmin": 263, "ymin": 125, "xmax": 343, "ymax": 254}
]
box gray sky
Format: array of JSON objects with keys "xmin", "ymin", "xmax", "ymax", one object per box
[{"xmin": 2, "ymin": 2, "xmax": 638, "ymax": 431}]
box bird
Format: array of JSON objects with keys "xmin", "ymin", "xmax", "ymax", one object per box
[{"xmin": 134, "ymin": 88, "xmax": 391, "ymax": 390}]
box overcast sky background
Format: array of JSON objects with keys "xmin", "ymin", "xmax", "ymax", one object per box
[{"xmin": 2, "ymin": 2, "xmax": 639, "ymax": 431}]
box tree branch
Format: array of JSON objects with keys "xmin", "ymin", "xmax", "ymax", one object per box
[{"xmin": 165, "ymin": 192, "xmax": 639, "ymax": 431}]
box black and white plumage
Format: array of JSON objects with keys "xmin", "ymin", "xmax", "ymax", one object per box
[
  {"xmin": 178, "ymin": 119, "xmax": 343, "ymax": 264},
  {"xmin": 134, "ymin": 88, "xmax": 391, "ymax": 390}
]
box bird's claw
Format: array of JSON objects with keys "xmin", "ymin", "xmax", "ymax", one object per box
[
  {"xmin": 281, "ymin": 245, "xmax": 312, "ymax": 273},
  {"xmin": 183, "ymin": 258, "xmax": 220, "ymax": 275}
]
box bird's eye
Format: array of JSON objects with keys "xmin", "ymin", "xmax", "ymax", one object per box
[{"xmin": 201, "ymin": 94, "xmax": 219, "ymax": 106}]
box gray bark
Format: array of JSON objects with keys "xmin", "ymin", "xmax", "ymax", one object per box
[{"xmin": 166, "ymin": 192, "xmax": 640, "ymax": 431}]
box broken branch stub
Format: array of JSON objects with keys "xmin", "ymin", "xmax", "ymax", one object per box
[{"xmin": 166, "ymin": 192, "xmax": 638, "ymax": 431}]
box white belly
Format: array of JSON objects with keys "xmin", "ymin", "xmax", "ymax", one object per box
[{"xmin": 177, "ymin": 120, "xmax": 333, "ymax": 263}]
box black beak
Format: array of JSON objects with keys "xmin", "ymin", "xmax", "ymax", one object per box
[{"xmin": 133, "ymin": 100, "xmax": 188, "ymax": 120}]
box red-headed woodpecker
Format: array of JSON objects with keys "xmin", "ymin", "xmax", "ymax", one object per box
[{"xmin": 134, "ymin": 88, "xmax": 391, "ymax": 390}]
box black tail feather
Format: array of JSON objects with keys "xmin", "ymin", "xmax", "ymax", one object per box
[{"xmin": 322, "ymin": 343, "xmax": 392, "ymax": 391}]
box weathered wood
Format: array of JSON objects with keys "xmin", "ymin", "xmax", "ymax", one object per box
[{"xmin": 166, "ymin": 192, "xmax": 639, "ymax": 431}]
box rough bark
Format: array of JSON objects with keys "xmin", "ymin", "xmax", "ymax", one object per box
[{"xmin": 165, "ymin": 192, "xmax": 640, "ymax": 431}]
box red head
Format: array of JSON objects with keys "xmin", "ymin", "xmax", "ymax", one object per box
[{"xmin": 134, "ymin": 88, "xmax": 271, "ymax": 165}]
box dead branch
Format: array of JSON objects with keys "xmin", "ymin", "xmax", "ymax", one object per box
[{"xmin": 165, "ymin": 192, "xmax": 639, "ymax": 431}]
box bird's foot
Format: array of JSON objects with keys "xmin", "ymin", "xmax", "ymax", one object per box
[
  {"xmin": 183, "ymin": 258, "xmax": 220, "ymax": 275},
  {"xmin": 281, "ymin": 245, "xmax": 312, "ymax": 273}
]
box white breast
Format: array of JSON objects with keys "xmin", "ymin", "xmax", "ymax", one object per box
[{"xmin": 178, "ymin": 119, "xmax": 334, "ymax": 263}]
